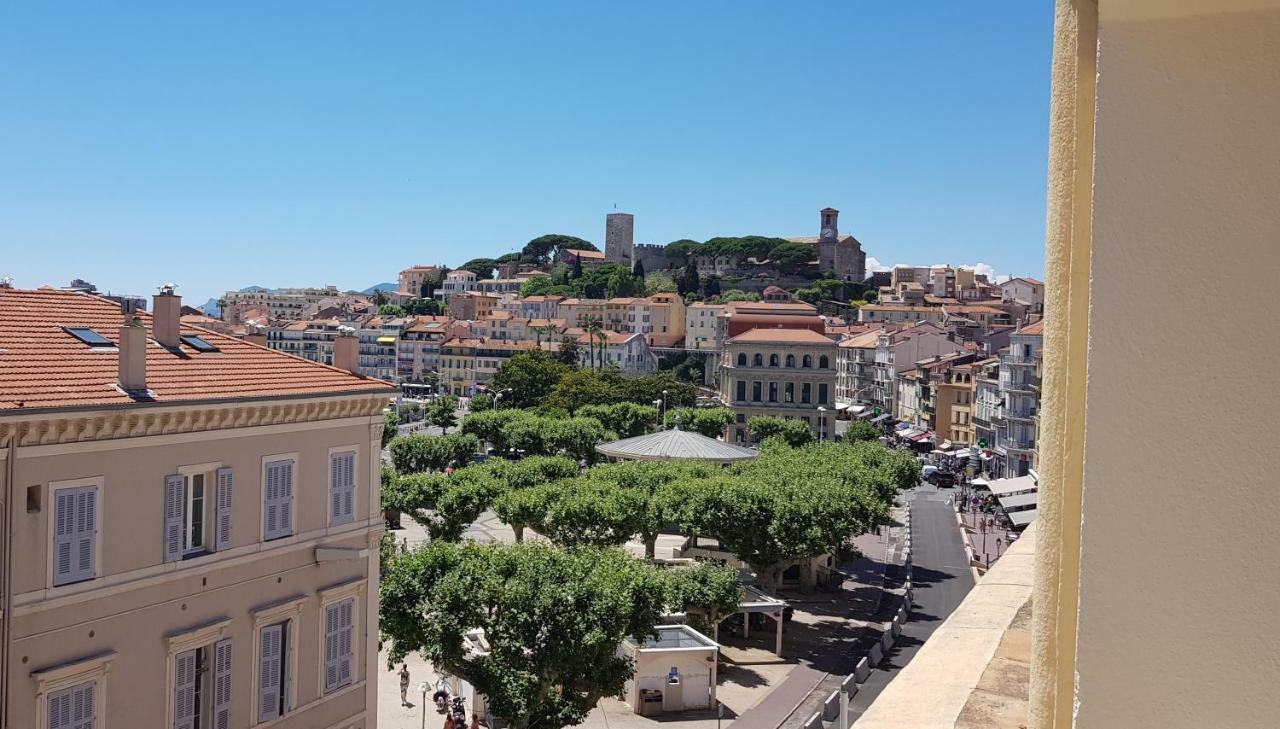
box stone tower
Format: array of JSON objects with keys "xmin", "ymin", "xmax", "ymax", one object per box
[
  {"xmin": 817, "ymin": 208, "xmax": 840, "ymax": 273},
  {"xmin": 605, "ymin": 212, "xmax": 635, "ymax": 265}
]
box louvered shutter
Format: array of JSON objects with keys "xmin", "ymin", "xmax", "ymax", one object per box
[
  {"xmin": 49, "ymin": 681, "xmax": 95, "ymax": 729},
  {"xmin": 337, "ymin": 599, "xmax": 354, "ymax": 687},
  {"xmin": 330, "ymin": 452, "xmax": 355, "ymax": 526},
  {"xmin": 212, "ymin": 639, "xmax": 232, "ymax": 729},
  {"xmin": 74, "ymin": 488, "xmax": 96, "ymax": 582},
  {"xmin": 263, "ymin": 462, "xmax": 279, "ymax": 539},
  {"xmin": 214, "ymin": 467, "xmax": 233, "ymax": 551},
  {"xmin": 70, "ymin": 682, "xmax": 94, "ymax": 729},
  {"xmin": 164, "ymin": 475, "xmax": 184, "ymax": 562},
  {"xmin": 52, "ymin": 490, "xmax": 77, "ymax": 586},
  {"xmin": 323, "ymin": 602, "xmax": 340, "ymax": 692},
  {"xmin": 277, "ymin": 461, "xmax": 293, "ymax": 537},
  {"xmin": 257, "ymin": 624, "xmax": 283, "ymax": 722},
  {"xmin": 174, "ymin": 649, "xmax": 197, "ymax": 729}
]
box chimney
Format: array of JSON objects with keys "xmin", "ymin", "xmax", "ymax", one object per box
[
  {"xmin": 244, "ymin": 332, "xmax": 267, "ymax": 347},
  {"xmin": 334, "ymin": 327, "xmax": 359, "ymax": 375},
  {"xmin": 153, "ymin": 282, "xmax": 182, "ymax": 348},
  {"xmin": 118, "ymin": 313, "xmax": 148, "ymax": 393}
]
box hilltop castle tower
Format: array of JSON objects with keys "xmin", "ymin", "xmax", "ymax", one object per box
[{"xmin": 605, "ymin": 212, "xmax": 635, "ymax": 266}]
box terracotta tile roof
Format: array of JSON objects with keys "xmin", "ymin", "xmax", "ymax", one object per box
[
  {"xmin": 1017, "ymin": 319, "xmax": 1044, "ymax": 335},
  {"xmin": 564, "ymin": 248, "xmax": 605, "ymax": 259},
  {"xmin": 0, "ymin": 289, "xmax": 394, "ymax": 412},
  {"xmin": 728, "ymin": 327, "xmax": 835, "ymax": 345},
  {"xmin": 839, "ymin": 330, "xmax": 884, "ymax": 349}
]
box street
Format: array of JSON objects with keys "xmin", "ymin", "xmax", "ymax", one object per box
[{"xmin": 847, "ymin": 483, "xmax": 975, "ymax": 722}]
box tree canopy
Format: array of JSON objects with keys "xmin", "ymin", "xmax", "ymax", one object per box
[
  {"xmin": 388, "ymin": 432, "xmax": 481, "ymax": 474},
  {"xmin": 748, "ymin": 416, "xmax": 815, "ymax": 447},
  {"xmin": 577, "ymin": 402, "xmax": 659, "ymax": 439},
  {"xmin": 381, "ymin": 541, "xmax": 666, "ymax": 729},
  {"xmin": 665, "ymin": 406, "xmax": 734, "ymax": 439},
  {"xmin": 520, "ymin": 234, "xmax": 597, "ymax": 266},
  {"xmin": 490, "ymin": 350, "xmax": 572, "ymax": 408}
]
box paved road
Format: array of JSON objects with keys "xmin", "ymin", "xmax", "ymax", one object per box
[{"xmin": 847, "ymin": 484, "xmax": 975, "ymax": 722}]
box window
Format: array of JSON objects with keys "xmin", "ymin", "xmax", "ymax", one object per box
[
  {"xmin": 819, "ymin": 355, "xmax": 830, "ymax": 369},
  {"xmin": 785, "ymin": 354, "xmax": 796, "ymax": 368},
  {"xmin": 257, "ymin": 623, "xmax": 291, "ymax": 722},
  {"xmin": 47, "ymin": 681, "xmax": 96, "ymax": 729},
  {"xmin": 785, "ymin": 382, "xmax": 795, "ymax": 403},
  {"xmin": 801, "ymin": 383, "xmax": 811, "ymax": 404},
  {"xmin": 769, "ymin": 354, "xmax": 779, "ymax": 367},
  {"xmin": 752, "ymin": 353, "xmax": 763, "ymax": 367},
  {"xmin": 818, "ymin": 384, "xmax": 829, "ymax": 404},
  {"xmin": 180, "ymin": 335, "xmax": 220, "ymax": 353},
  {"xmin": 63, "ymin": 327, "xmax": 114, "ymax": 348},
  {"xmin": 323, "ymin": 599, "xmax": 355, "ymax": 693},
  {"xmin": 165, "ymin": 468, "xmax": 232, "ymax": 561},
  {"xmin": 768, "ymin": 382, "xmax": 778, "ymax": 402},
  {"xmin": 52, "ymin": 484, "xmax": 97, "ymax": 586},
  {"xmin": 735, "ymin": 380, "xmax": 746, "ymax": 401},
  {"xmin": 263, "ymin": 458, "xmax": 295, "ymax": 541},
  {"xmin": 329, "ymin": 451, "xmax": 356, "ymax": 526},
  {"xmin": 173, "ymin": 640, "xmax": 231, "ymax": 729},
  {"xmin": 802, "ymin": 355, "xmax": 813, "ymax": 368},
  {"xmin": 752, "ymin": 381, "xmax": 762, "ymax": 402}
]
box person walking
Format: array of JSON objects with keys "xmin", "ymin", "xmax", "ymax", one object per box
[{"xmin": 399, "ymin": 664, "xmax": 411, "ymax": 706}]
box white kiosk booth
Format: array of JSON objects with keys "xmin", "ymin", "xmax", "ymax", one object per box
[{"xmin": 620, "ymin": 625, "xmax": 720, "ymax": 716}]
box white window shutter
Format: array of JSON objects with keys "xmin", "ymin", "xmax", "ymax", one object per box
[
  {"xmin": 174, "ymin": 649, "xmax": 197, "ymax": 729},
  {"xmin": 278, "ymin": 461, "xmax": 293, "ymax": 536},
  {"xmin": 329, "ymin": 455, "xmax": 342, "ymax": 526},
  {"xmin": 338, "ymin": 598, "xmax": 354, "ymax": 687},
  {"xmin": 263, "ymin": 462, "xmax": 279, "ymax": 539},
  {"xmin": 49, "ymin": 681, "xmax": 95, "ymax": 729},
  {"xmin": 258, "ymin": 624, "xmax": 283, "ymax": 722},
  {"xmin": 330, "ymin": 452, "xmax": 355, "ymax": 526},
  {"xmin": 342, "ymin": 453, "xmax": 356, "ymax": 522},
  {"xmin": 164, "ymin": 475, "xmax": 184, "ymax": 562},
  {"xmin": 215, "ymin": 467, "xmax": 233, "ymax": 551},
  {"xmin": 324, "ymin": 602, "xmax": 340, "ymax": 692},
  {"xmin": 73, "ymin": 488, "xmax": 96, "ymax": 582},
  {"xmin": 52, "ymin": 490, "xmax": 76, "ymax": 586},
  {"xmin": 264, "ymin": 460, "xmax": 294, "ymax": 540},
  {"xmin": 213, "ymin": 639, "xmax": 232, "ymax": 729},
  {"xmin": 47, "ymin": 685, "xmax": 70, "ymax": 729}
]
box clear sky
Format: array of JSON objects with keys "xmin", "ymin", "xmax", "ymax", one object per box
[{"xmin": 0, "ymin": 2, "xmax": 1054, "ymax": 305}]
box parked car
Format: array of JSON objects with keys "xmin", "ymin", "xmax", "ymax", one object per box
[
  {"xmin": 921, "ymin": 464, "xmax": 940, "ymax": 481},
  {"xmin": 928, "ymin": 470, "xmax": 957, "ymax": 487}
]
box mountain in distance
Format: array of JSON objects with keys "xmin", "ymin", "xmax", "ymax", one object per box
[{"xmin": 360, "ymin": 282, "xmax": 398, "ymax": 295}]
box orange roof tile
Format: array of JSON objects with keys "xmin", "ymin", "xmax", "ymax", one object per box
[
  {"xmin": 728, "ymin": 328, "xmax": 835, "ymax": 345},
  {"xmin": 0, "ymin": 289, "xmax": 393, "ymax": 412}
]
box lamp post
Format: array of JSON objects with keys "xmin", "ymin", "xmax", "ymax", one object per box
[
  {"xmin": 418, "ymin": 682, "xmax": 429, "ymax": 729},
  {"xmin": 653, "ymin": 399, "xmax": 664, "ymax": 429},
  {"xmin": 662, "ymin": 389, "xmax": 668, "ymax": 423},
  {"xmin": 817, "ymin": 406, "xmax": 827, "ymax": 441}
]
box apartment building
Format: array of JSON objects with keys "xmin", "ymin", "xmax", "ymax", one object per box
[
  {"xmin": 999, "ymin": 276, "xmax": 1044, "ymax": 314},
  {"xmin": 0, "ymin": 286, "xmax": 395, "ymax": 729},
  {"xmin": 397, "ymin": 265, "xmax": 442, "ymax": 299},
  {"xmin": 575, "ymin": 331, "xmax": 657, "ymax": 374},
  {"xmin": 555, "ymin": 298, "xmax": 607, "ymax": 329},
  {"xmin": 720, "ymin": 328, "xmax": 837, "ymax": 443},
  {"xmin": 971, "ymin": 356, "xmax": 1002, "ymax": 454},
  {"xmin": 444, "ymin": 292, "xmax": 498, "ymax": 322},
  {"xmin": 356, "ymin": 318, "xmax": 407, "ymax": 383},
  {"xmin": 868, "ymin": 322, "xmax": 965, "ymax": 418},
  {"xmin": 438, "ymin": 338, "xmax": 557, "ymax": 397},
  {"xmin": 995, "ymin": 319, "xmax": 1043, "ymax": 477},
  {"xmin": 834, "ymin": 328, "xmax": 885, "ymax": 410},
  {"xmin": 684, "ymin": 302, "xmax": 725, "ymax": 352},
  {"xmin": 221, "ymin": 286, "xmax": 342, "ymax": 322},
  {"xmin": 433, "ymin": 270, "xmax": 478, "ymax": 303},
  {"xmin": 267, "ymin": 319, "xmax": 342, "ymax": 366}
]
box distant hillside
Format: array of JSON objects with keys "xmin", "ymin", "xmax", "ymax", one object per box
[
  {"xmin": 360, "ymin": 282, "xmax": 398, "ymax": 295},
  {"xmin": 201, "ymin": 298, "xmax": 221, "ymax": 316}
]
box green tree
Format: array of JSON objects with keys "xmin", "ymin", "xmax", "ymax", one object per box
[
  {"xmin": 468, "ymin": 392, "xmax": 494, "ymax": 412},
  {"xmin": 702, "ymin": 274, "xmax": 722, "ymax": 298},
  {"xmin": 461, "ymin": 408, "xmax": 524, "ymax": 452},
  {"xmin": 537, "ymin": 478, "xmax": 647, "ymax": 548},
  {"xmin": 378, "ymin": 304, "xmax": 407, "ymax": 317},
  {"xmin": 382, "ymin": 467, "xmax": 502, "ymax": 541},
  {"xmin": 545, "ymin": 369, "xmax": 621, "ymax": 412},
  {"xmin": 748, "ymin": 416, "xmax": 814, "ymax": 447},
  {"xmin": 606, "ymin": 267, "xmax": 644, "ymax": 298},
  {"xmin": 844, "ymin": 420, "xmax": 880, "ymax": 442},
  {"xmin": 427, "ymin": 396, "xmax": 459, "ymax": 433},
  {"xmin": 664, "ymin": 239, "xmax": 702, "ymax": 263},
  {"xmin": 718, "ymin": 289, "xmax": 761, "ymax": 303},
  {"xmin": 621, "ymin": 371, "xmax": 697, "ymax": 409},
  {"xmin": 491, "ymin": 350, "xmax": 570, "ymax": 408},
  {"xmin": 643, "ymin": 270, "xmax": 678, "ymax": 295},
  {"xmin": 493, "ymin": 484, "xmax": 556, "ymax": 542},
  {"xmin": 578, "ymin": 402, "xmax": 659, "ymax": 438},
  {"xmin": 632, "ymin": 258, "xmax": 645, "ymax": 280},
  {"xmin": 662, "ymin": 562, "xmax": 742, "ymax": 635},
  {"xmin": 665, "ymin": 407, "xmax": 734, "ymax": 438},
  {"xmin": 371, "ymin": 289, "xmax": 389, "ymax": 306},
  {"xmin": 555, "ymin": 334, "xmax": 583, "ymax": 367},
  {"xmin": 460, "ymin": 258, "xmax": 499, "ymax": 278},
  {"xmin": 677, "ymin": 262, "xmax": 701, "ymax": 296},
  {"xmin": 389, "ymin": 432, "xmax": 481, "ymax": 474},
  {"xmin": 769, "ymin": 242, "xmax": 816, "ymax": 275},
  {"xmin": 521, "ymin": 234, "xmax": 596, "ymax": 266},
  {"xmin": 381, "ymin": 542, "xmax": 667, "ymax": 729},
  {"xmin": 382, "ymin": 409, "xmax": 400, "ymax": 448}
]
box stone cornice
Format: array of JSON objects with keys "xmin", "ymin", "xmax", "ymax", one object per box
[{"xmin": 0, "ymin": 394, "xmax": 388, "ymax": 448}]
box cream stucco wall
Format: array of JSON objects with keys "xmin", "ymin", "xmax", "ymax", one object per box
[{"xmin": 1034, "ymin": 1, "xmax": 1280, "ymax": 727}]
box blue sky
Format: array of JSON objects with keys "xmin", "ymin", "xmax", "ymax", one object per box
[{"xmin": 0, "ymin": 2, "xmax": 1053, "ymax": 304}]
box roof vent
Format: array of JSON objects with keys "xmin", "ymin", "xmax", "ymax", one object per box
[{"xmin": 0, "ymin": 276, "xmax": 12, "ymax": 289}]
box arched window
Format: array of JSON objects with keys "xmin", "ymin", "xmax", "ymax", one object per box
[
  {"xmin": 753, "ymin": 353, "xmax": 763, "ymax": 367},
  {"xmin": 819, "ymin": 355, "xmax": 830, "ymax": 369},
  {"xmin": 785, "ymin": 354, "xmax": 796, "ymax": 368},
  {"xmin": 802, "ymin": 354, "xmax": 813, "ymax": 368},
  {"xmin": 769, "ymin": 353, "xmax": 780, "ymax": 367},
  {"xmin": 737, "ymin": 353, "xmax": 747, "ymax": 366}
]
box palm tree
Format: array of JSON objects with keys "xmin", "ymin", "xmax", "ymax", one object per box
[
  {"xmin": 584, "ymin": 316, "xmax": 603, "ymax": 370},
  {"xmin": 595, "ymin": 329, "xmax": 608, "ymax": 370}
]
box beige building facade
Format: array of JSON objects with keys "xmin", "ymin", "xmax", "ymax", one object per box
[
  {"xmin": 719, "ymin": 328, "xmax": 837, "ymax": 443},
  {"xmin": 0, "ymin": 287, "xmax": 394, "ymax": 729}
]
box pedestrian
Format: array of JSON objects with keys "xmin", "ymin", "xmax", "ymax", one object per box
[{"xmin": 399, "ymin": 664, "xmax": 410, "ymax": 706}]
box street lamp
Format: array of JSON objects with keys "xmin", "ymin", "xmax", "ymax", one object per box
[
  {"xmin": 494, "ymin": 388, "xmax": 512, "ymax": 410},
  {"xmin": 653, "ymin": 399, "xmax": 664, "ymax": 429},
  {"xmin": 661, "ymin": 389, "xmax": 668, "ymax": 422},
  {"xmin": 817, "ymin": 406, "xmax": 827, "ymax": 441},
  {"xmin": 418, "ymin": 682, "xmax": 429, "ymax": 729}
]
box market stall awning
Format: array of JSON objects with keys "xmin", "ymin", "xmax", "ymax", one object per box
[
  {"xmin": 376, "ymin": 335, "xmax": 398, "ymax": 345},
  {"xmin": 871, "ymin": 414, "xmax": 893, "ymax": 425},
  {"xmin": 596, "ymin": 428, "xmax": 759, "ymax": 464},
  {"xmin": 997, "ymin": 492, "xmax": 1039, "ymax": 510},
  {"xmin": 986, "ymin": 475, "xmax": 1038, "ymax": 496},
  {"xmin": 1008, "ymin": 509, "xmax": 1038, "ymax": 527},
  {"xmin": 911, "ymin": 431, "xmax": 935, "ymax": 442}
]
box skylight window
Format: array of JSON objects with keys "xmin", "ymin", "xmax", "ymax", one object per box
[
  {"xmin": 64, "ymin": 327, "xmax": 114, "ymax": 348},
  {"xmin": 180, "ymin": 335, "xmax": 220, "ymax": 353}
]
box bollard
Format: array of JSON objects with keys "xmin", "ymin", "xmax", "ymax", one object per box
[
  {"xmin": 881, "ymin": 630, "xmax": 894, "ymax": 651},
  {"xmin": 868, "ymin": 643, "xmax": 884, "ymax": 667},
  {"xmin": 842, "ymin": 673, "xmax": 858, "ymax": 696},
  {"xmin": 823, "ymin": 690, "xmax": 840, "ymax": 721},
  {"xmin": 804, "ymin": 711, "xmax": 824, "ymax": 729},
  {"xmin": 854, "ymin": 656, "xmax": 871, "ymax": 682},
  {"xmin": 891, "ymin": 617, "xmax": 902, "ymax": 637}
]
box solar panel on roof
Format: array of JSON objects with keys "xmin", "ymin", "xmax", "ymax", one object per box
[
  {"xmin": 180, "ymin": 335, "xmax": 220, "ymax": 353},
  {"xmin": 64, "ymin": 327, "xmax": 114, "ymax": 347}
]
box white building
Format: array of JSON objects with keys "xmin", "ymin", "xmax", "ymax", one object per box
[
  {"xmin": 576, "ymin": 331, "xmax": 657, "ymax": 374},
  {"xmin": 435, "ymin": 270, "xmax": 478, "ymax": 302}
]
